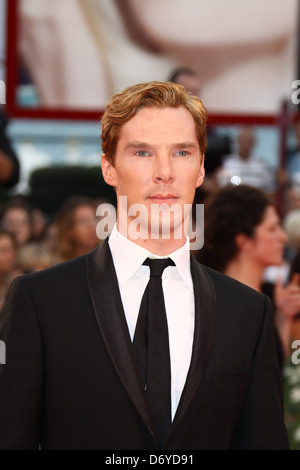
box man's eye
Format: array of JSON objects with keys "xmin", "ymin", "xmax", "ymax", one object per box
[
  {"xmin": 175, "ymin": 150, "xmax": 188, "ymax": 156},
  {"xmin": 136, "ymin": 150, "xmax": 150, "ymax": 157}
]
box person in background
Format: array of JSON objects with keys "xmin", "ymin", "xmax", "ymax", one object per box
[
  {"xmin": 197, "ymin": 184, "xmax": 300, "ymax": 360},
  {"xmin": 41, "ymin": 222, "xmax": 59, "ymax": 259},
  {"xmin": 217, "ymin": 126, "xmax": 276, "ymax": 196},
  {"xmin": 0, "ymin": 202, "xmax": 33, "ymax": 249},
  {"xmin": 0, "ymin": 230, "xmax": 18, "ymax": 311},
  {"xmin": 168, "ymin": 67, "xmax": 201, "ymax": 96},
  {"xmin": 286, "ymin": 249, "xmax": 300, "ymax": 343},
  {"xmin": 56, "ymin": 196, "xmax": 100, "ymax": 262},
  {"xmin": 286, "ymin": 116, "xmax": 300, "ymax": 179},
  {"xmin": 31, "ymin": 208, "xmax": 47, "ymax": 242},
  {"xmin": 283, "ymin": 209, "xmax": 300, "ymax": 345},
  {"xmin": 281, "ymin": 208, "xmax": 300, "ymax": 263}
]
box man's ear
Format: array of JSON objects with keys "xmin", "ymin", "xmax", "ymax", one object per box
[
  {"xmin": 101, "ymin": 154, "xmax": 117, "ymax": 187},
  {"xmin": 196, "ymin": 155, "xmax": 205, "ymax": 188}
]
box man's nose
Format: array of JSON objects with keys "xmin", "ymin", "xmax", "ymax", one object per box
[{"xmin": 153, "ymin": 155, "xmax": 175, "ymax": 183}]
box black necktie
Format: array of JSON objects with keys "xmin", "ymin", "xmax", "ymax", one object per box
[{"xmin": 133, "ymin": 257, "xmax": 175, "ymax": 448}]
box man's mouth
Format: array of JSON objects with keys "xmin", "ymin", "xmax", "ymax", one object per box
[{"xmin": 148, "ymin": 194, "xmax": 179, "ymax": 204}]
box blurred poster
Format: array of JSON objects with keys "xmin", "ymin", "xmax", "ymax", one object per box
[{"xmin": 17, "ymin": 0, "xmax": 298, "ymax": 113}]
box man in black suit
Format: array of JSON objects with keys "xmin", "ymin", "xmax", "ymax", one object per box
[{"xmin": 0, "ymin": 82, "xmax": 289, "ymax": 450}]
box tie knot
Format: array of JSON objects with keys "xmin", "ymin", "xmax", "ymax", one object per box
[{"xmin": 143, "ymin": 257, "xmax": 175, "ymax": 278}]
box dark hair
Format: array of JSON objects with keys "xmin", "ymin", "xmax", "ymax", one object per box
[{"xmin": 197, "ymin": 185, "xmax": 272, "ymax": 272}]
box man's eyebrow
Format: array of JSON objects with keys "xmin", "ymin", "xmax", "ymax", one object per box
[
  {"xmin": 124, "ymin": 141, "xmax": 198, "ymax": 150},
  {"xmin": 171, "ymin": 142, "xmax": 198, "ymax": 149},
  {"xmin": 124, "ymin": 141, "xmax": 154, "ymax": 150}
]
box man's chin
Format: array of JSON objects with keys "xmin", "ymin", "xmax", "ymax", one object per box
[{"xmin": 147, "ymin": 218, "xmax": 187, "ymax": 240}]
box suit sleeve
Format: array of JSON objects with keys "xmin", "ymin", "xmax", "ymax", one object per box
[
  {"xmin": 0, "ymin": 276, "xmax": 45, "ymax": 449},
  {"xmin": 234, "ymin": 294, "xmax": 289, "ymax": 449}
]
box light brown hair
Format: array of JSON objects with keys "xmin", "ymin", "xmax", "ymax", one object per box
[{"xmin": 101, "ymin": 81, "xmax": 207, "ymax": 165}]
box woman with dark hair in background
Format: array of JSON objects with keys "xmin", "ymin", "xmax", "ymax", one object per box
[{"xmin": 197, "ymin": 185, "xmax": 300, "ymax": 360}]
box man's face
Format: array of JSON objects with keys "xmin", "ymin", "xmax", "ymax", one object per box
[{"xmin": 101, "ymin": 106, "xmax": 205, "ymax": 239}]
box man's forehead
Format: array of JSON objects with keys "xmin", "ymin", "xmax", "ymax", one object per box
[{"xmin": 118, "ymin": 106, "xmax": 198, "ymax": 139}]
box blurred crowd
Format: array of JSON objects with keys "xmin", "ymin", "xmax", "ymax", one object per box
[{"xmin": 0, "ymin": 195, "xmax": 102, "ymax": 311}]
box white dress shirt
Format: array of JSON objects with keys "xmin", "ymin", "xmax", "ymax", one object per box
[{"xmin": 108, "ymin": 225, "xmax": 195, "ymax": 420}]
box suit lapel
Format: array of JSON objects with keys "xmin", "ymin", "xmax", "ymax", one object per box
[
  {"xmin": 86, "ymin": 239, "xmax": 158, "ymax": 445},
  {"xmin": 168, "ymin": 254, "xmax": 217, "ymax": 441}
]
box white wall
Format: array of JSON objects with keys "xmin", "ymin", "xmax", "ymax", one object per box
[{"xmin": 0, "ymin": 0, "xmax": 7, "ymax": 82}]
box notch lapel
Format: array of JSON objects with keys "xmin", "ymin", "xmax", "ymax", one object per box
[
  {"xmin": 167, "ymin": 254, "xmax": 217, "ymax": 442},
  {"xmin": 86, "ymin": 239, "xmax": 158, "ymax": 445}
]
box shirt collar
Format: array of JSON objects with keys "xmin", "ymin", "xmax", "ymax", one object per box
[{"xmin": 108, "ymin": 224, "xmax": 193, "ymax": 291}]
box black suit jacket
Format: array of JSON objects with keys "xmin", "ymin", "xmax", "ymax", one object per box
[{"xmin": 0, "ymin": 239, "xmax": 289, "ymax": 449}]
